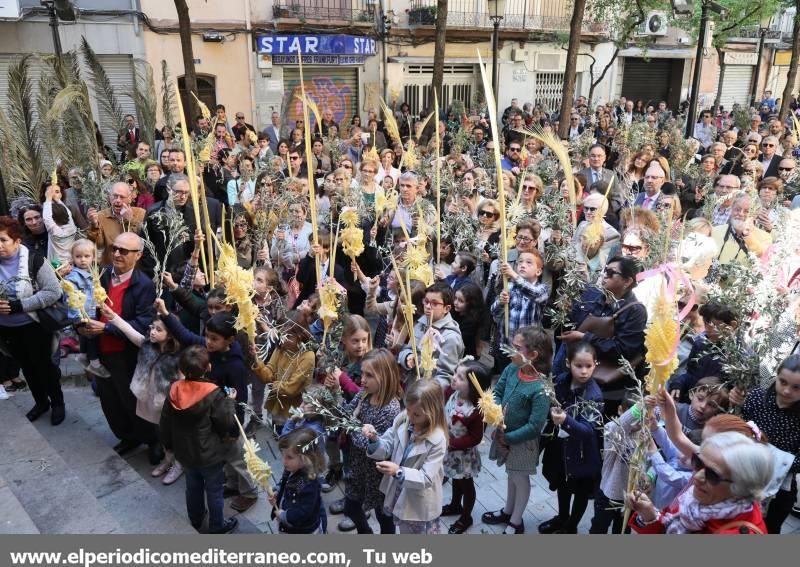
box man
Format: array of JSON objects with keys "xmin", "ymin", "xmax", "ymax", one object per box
[
  {"xmin": 768, "ymin": 119, "xmax": 786, "ymax": 145},
  {"xmin": 231, "ymin": 112, "xmax": 255, "ymax": 141},
  {"xmin": 124, "ymin": 141, "xmax": 151, "ymax": 178},
  {"xmin": 469, "ymin": 126, "xmax": 487, "ymax": 161},
  {"xmin": 694, "ymin": 111, "xmax": 716, "ymax": 151},
  {"xmin": 759, "ymin": 135, "xmax": 782, "ymax": 178},
  {"xmin": 709, "ymin": 174, "xmax": 741, "ymax": 226},
  {"xmin": 722, "ymin": 129, "xmax": 743, "ymax": 157},
  {"xmin": 567, "ymin": 113, "xmax": 584, "ymax": 139},
  {"xmin": 87, "ymin": 182, "xmax": 146, "ymax": 264},
  {"xmin": 619, "ymin": 100, "xmax": 635, "ymax": 125},
  {"xmin": 711, "ymin": 193, "xmax": 771, "ymax": 264},
  {"xmin": 339, "ymin": 126, "xmax": 363, "ymax": 165},
  {"xmin": 633, "ymin": 162, "xmax": 666, "ymax": 210},
  {"xmin": 504, "ymin": 112, "xmax": 525, "ymax": 146},
  {"xmin": 154, "ymin": 148, "xmax": 187, "ymax": 202},
  {"xmin": 710, "ymin": 141, "xmax": 742, "ymax": 177},
  {"xmin": 192, "ymin": 114, "xmax": 210, "ymax": 139},
  {"xmin": 143, "ymin": 174, "xmax": 222, "ymax": 275},
  {"xmin": 234, "ymin": 129, "xmax": 259, "ymax": 161},
  {"xmin": 64, "ymin": 168, "xmax": 89, "ymax": 229},
  {"xmin": 761, "ymin": 90, "xmax": 777, "ymax": 111},
  {"xmin": 501, "ymin": 98, "xmax": 519, "ymax": 127},
  {"xmin": 500, "ymin": 141, "xmax": 523, "ymax": 174},
  {"xmin": 745, "ymin": 114, "xmax": 762, "ymax": 138},
  {"xmin": 656, "ymin": 101, "xmax": 671, "ymax": 124},
  {"xmin": 263, "ymin": 111, "xmax": 286, "ymax": 155},
  {"xmin": 579, "ymin": 144, "xmax": 620, "ymax": 210},
  {"xmin": 117, "ymin": 114, "xmax": 140, "ymax": 159},
  {"xmin": 282, "ymin": 148, "xmax": 308, "ymax": 179},
  {"xmin": 78, "ymin": 232, "xmax": 159, "ymax": 460}
]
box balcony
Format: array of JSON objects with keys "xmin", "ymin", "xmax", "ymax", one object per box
[
  {"xmin": 404, "ymin": 0, "xmax": 598, "ymax": 33},
  {"xmin": 272, "ymin": 0, "xmax": 376, "ymax": 23}
]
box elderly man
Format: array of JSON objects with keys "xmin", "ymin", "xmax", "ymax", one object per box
[
  {"xmin": 87, "ymin": 182, "xmax": 146, "ymax": 264},
  {"xmin": 712, "ymin": 193, "xmax": 772, "ymax": 264},
  {"xmin": 710, "ymin": 141, "xmax": 742, "ymax": 177},
  {"xmin": 63, "ymin": 168, "xmax": 89, "ymax": 229},
  {"xmin": 633, "ymin": 161, "xmax": 667, "ymax": 210},
  {"xmin": 759, "ymin": 135, "xmax": 782, "ymax": 178},
  {"xmin": 709, "ymin": 174, "xmax": 741, "ymax": 226},
  {"xmin": 579, "ymin": 144, "xmax": 623, "ymax": 214},
  {"xmin": 78, "ymin": 232, "xmax": 158, "ymax": 459}
]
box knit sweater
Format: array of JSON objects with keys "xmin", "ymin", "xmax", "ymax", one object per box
[{"xmin": 492, "ymin": 364, "xmax": 549, "ymax": 445}]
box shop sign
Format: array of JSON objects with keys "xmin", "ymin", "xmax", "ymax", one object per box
[
  {"xmin": 269, "ymin": 54, "xmax": 368, "ymax": 65},
  {"xmin": 256, "ymin": 34, "xmax": 376, "ymax": 56}
]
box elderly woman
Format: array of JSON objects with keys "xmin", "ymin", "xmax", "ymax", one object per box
[
  {"xmin": 0, "ymin": 217, "xmax": 65, "ymax": 425},
  {"xmin": 376, "ymin": 149, "xmax": 400, "ymax": 185},
  {"xmin": 357, "ymin": 158, "xmax": 382, "ymax": 207},
  {"xmin": 627, "ymin": 431, "xmax": 774, "ymax": 534},
  {"xmin": 270, "ymin": 198, "xmax": 313, "ymax": 282},
  {"xmin": 572, "ymin": 192, "xmax": 620, "ymax": 279},
  {"xmin": 755, "ymin": 176, "xmax": 789, "ymax": 232},
  {"xmin": 386, "ymin": 172, "xmax": 436, "ymax": 238}
]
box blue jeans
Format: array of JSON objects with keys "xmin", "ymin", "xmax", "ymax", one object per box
[{"xmin": 184, "ymin": 463, "xmax": 225, "ymax": 531}]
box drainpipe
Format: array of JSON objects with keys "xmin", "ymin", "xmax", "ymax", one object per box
[{"xmin": 244, "ymin": 0, "xmax": 257, "ymax": 123}]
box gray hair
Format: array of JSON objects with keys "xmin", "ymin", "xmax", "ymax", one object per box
[
  {"xmin": 763, "ymin": 135, "xmax": 779, "ymax": 146},
  {"xmin": 701, "ymin": 432, "xmax": 774, "ymax": 501},
  {"xmin": 399, "ymin": 171, "xmax": 418, "ymax": 186},
  {"xmin": 167, "ymin": 173, "xmax": 190, "ymax": 192}
]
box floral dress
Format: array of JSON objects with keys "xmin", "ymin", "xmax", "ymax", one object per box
[{"xmin": 443, "ymin": 391, "xmax": 482, "ymax": 479}]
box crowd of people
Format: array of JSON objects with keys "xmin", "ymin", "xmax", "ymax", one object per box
[{"xmin": 1, "ymin": 90, "xmax": 799, "ymax": 536}]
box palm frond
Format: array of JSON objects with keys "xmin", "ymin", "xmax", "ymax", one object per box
[
  {"xmin": 0, "ymin": 55, "xmax": 45, "ymax": 200},
  {"xmin": 80, "ymin": 36, "xmax": 125, "ymax": 135},
  {"xmin": 160, "ymin": 60, "xmax": 176, "ymax": 129},
  {"xmin": 133, "ymin": 60, "xmax": 157, "ymax": 146}
]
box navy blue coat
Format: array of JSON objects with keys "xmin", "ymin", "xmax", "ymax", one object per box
[
  {"xmin": 553, "ymin": 376, "xmax": 604, "ymax": 480},
  {"xmin": 100, "ymin": 268, "xmax": 156, "ymax": 368},
  {"xmin": 667, "ymin": 333, "xmax": 725, "ymax": 402}
]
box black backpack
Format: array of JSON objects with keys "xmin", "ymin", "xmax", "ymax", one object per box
[{"xmin": 26, "ymin": 251, "xmax": 71, "ymax": 332}]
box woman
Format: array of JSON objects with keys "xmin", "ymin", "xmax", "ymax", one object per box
[
  {"xmin": 357, "ymin": 158, "xmax": 382, "ymax": 208},
  {"xmin": 452, "ymin": 282, "xmax": 489, "ymax": 358},
  {"xmin": 350, "ymin": 115, "xmax": 362, "ymax": 130},
  {"xmin": 633, "ymin": 100, "xmax": 646, "ymax": 118},
  {"xmin": 17, "ymin": 204, "xmax": 48, "ymax": 256},
  {"xmin": 100, "ymin": 160, "xmax": 114, "ymax": 180},
  {"xmin": 557, "ymin": 255, "xmax": 647, "ymax": 414},
  {"xmin": 124, "ymin": 171, "xmax": 153, "ymax": 211},
  {"xmin": 626, "ymin": 152, "xmax": 649, "ymax": 195},
  {"xmin": 159, "ymin": 149, "xmax": 171, "ymax": 172},
  {"xmin": 742, "ymin": 160, "xmax": 764, "ymax": 192},
  {"xmin": 754, "ymin": 177, "xmax": 788, "ymax": 232},
  {"xmin": 376, "ymin": 149, "xmax": 400, "ymax": 186},
  {"xmin": 730, "ymin": 355, "xmax": 800, "ymax": 533},
  {"xmin": 230, "ymin": 206, "xmax": 256, "ymax": 269},
  {"xmin": 270, "ymin": 199, "xmax": 313, "ymax": 282},
  {"xmin": 743, "ymin": 142, "xmax": 760, "ymax": 162},
  {"xmin": 475, "ymin": 199, "xmax": 501, "ymax": 285},
  {"xmin": 154, "ymin": 125, "xmax": 178, "ymax": 160},
  {"xmin": 594, "ymin": 114, "xmax": 612, "ymax": 140},
  {"xmin": 276, "ymin": 139, "xmax": 290, "ymax": 169},
  {"xmin": 144, "ymin": 162, "xmax": 162, "ymax": 192},
  {"xmin": 571, "ymin": 192, "xmax": 620, "ymax": 280},
  {"xmin": 627, "ymin": 431, "xmax": 774, "ymax": 534},
  {"xmin": 518, "ymin": 173, "xmax": 546, "ymax": 219},
  {"xmin": 0, "ymin": 217, "xmax": 65, "ymax": 425}
]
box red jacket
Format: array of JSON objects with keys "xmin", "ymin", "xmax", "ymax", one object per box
[
  {"xmin": 631, "ymin": 500, "xmax": 766, "ymax": 534},
  {"xmin": 445, "ymin": 387, "xmax": 484, "ymax": 452}
]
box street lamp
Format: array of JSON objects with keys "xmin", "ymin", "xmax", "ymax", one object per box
[
  {"xmin": 40, "ymin": 0, "xmax": 75, "ymax": 58},
  {"xmin": 488, "ymin": 0, "xmax": 506, "ymax": 101},
  {"xmin": 750, "ymin": 13, "xmax": 774, "ymax": 109}
]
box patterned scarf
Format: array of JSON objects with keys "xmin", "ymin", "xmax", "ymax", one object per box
[{"xmin": 662, "ymin": 487, "xmax": 753, "ymax": 534}]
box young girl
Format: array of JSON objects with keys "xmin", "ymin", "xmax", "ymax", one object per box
[
  {"xmin": 42, "ymin": 185, "xmax": 77, "ymax": 266},
  {"xmin": 441, "ymin": 359, "xmax": 489, "ymax": 534},
  {"xmin": 539, "ymin": 341, "xmax": 604, "ymax": 534},
  {"xmin": 270, "ymin": 427, "xmax": 327, "ymax": 534},
  {"xmin": 482, "ymin": 326, "xmax": 551, "ymax": 534},
  {"xmin": 328, "ymin": 315, "xmax": 372, "ymax": 399},
  {"xmin": 101, "ymin": 303, "xmax": 183, "ymax": 483},
  {"xmin": 342, "ymin": 348, "xmax": 403, "ymax": 534},
  {"xmin": 363, "ymin": 379, "xmax": 448, "ymax": 534}
]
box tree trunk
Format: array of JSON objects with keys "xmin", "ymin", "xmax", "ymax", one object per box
[
  {"xmin": 780, "ymin": 6, "xmax": 800, "ymax": 121},
  {"xmin": 175, "ymin": 0, "xmax": 198, "ymax": 121},
  {"xmin": 587, "ymin": 47, "xmax": 618, "ymax": 110},
  {"xmin": 430, "ymin": 0, "xmax": 448, "ymax": 115},
  {"xmin": 713, "ymin": 47, "xmax": 725, "ymax": 116},
  {"xmin": 558, "ymin": 0, "xmax": 587, "ymax": 139}
]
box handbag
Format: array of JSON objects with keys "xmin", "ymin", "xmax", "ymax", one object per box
[
  {"xmin": 577, "ymin": 300, "xmax": 644, "ymax": 386},
  {"xmin": 27, "ymin": 251, "xmax": 71, "ymax": 332}
]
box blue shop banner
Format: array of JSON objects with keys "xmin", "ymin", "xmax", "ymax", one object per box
[{"xmin": 256, "ymin": 34, "xmax": 377, "ymax": 56}]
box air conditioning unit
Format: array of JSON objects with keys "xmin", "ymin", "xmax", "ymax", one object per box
[
  {"xmin": 637, "ymin": 11, "xmax": 668, "ymax": 36},
  {"xmin": 511, "ymin": 49, "xmax": 529, "ymax": 62}
]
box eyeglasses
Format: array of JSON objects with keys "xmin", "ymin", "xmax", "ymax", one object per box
[
  {"xmin": 111, "ymin": 245, "xmax": 141, "ymax": 256},
  {"xmin": 603, "ymin": 267, "xmax": 622, "ymax": 278},
  {"xmin": 171, "ymin": 189, "xmax": 190, "ymax": 197},
  {"xmin": 342, "ymin": 164, "xmax": 353, "ymax": 169},
  {"xmin": 691, "ymin": 453, "xmax": 733, "ymax": 486},
  {"xmin": 621, "ymin": 244, "xmax": 643, "ymax": 253},
  {"xmin": 762, "ymin": 143, "xmax": 775, "ymax": 147},
  {"xmin": 361, "ymin": 169, "xmax": 376, "ymax": 174},
  {"xmin": 423, "ymin": 299, "xmax": 445, "ymax": 308},
  {"xmin": 479, "ymin": 210, "xmax": 497, "ymax": 218},
  {"xmin": 515, "ymin": 235, "xmax": 533, "ymax": 243},
  {"xmin": 522, "ymin": 185, "xmax": 538, "ymax": 192}
]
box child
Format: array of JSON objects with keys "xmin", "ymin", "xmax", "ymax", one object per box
[
  {"xmin": 270, "ymin": 427, "xmax": 327, "ymax": 534},
  {"xmin": 102, "ymin": 303, "xmax": 183, "ymax": 483},
  {"xmin": 441, "ymin": 359, "xmax": 489, "ymax": 534},
  {"xmin": 280, "ymin": 383, "xmax": 331, "ymax": 442},
  {"xmin": 159, "ymin": 345, "xmax": 239, "ymax": 534},
  {"xmin": 252, "ymin": 312, "xmax": 315, "ymax": 434},
  {"xmin": 539, "ymin": 341, "xmax": 604, "ymax": 534},
  {"xmin": 63, "ymin": 239, "xmax": 110, "ymax": 378},
  {"xmin": 492, "ymin": 250, "xmax": 550, "ymax": 349},
  {"xmin": 675, "ymin": 375, "xmax": 728, "ymax": 432},
  {"xmin": 342, "ymin": 348, "xmax": 403, "ymax": 534},
  {"xmin": 482, "ymin": 326, "xmax": 551, "ymax": 534},
  {"xmin": 589, "ymin": 392, "xmax": 638, "ymax": 534},
  {"xmin": 42, "ymin": 185, "xmax": 77, "ymax": 266},
  {"xmin": 363, "ymin": 379, "xmax": 448, "ymax": 534},
  {"xmin": 328, "ymin": 314, "xmax": 372, "ymax": 400},
  {"xmin": 443, "ymin": 250, "xmax": 477, "ymax": 291},
  {"xmin": 398, "ymin": 282, "xmax": 465, "ymax": 388}
]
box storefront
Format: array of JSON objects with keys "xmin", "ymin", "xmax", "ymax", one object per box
[{"xmin": 255, "ymin": 34, "xmax": 377, "ymax": 129}]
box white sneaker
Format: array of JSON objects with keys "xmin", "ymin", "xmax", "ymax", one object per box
[
  {"xmin": 151, "ymin": 456, "xmax": 173, "ymax": 477},
  {"xmin": 162, "ymin": 461, "xmax": 184, "ymax": 485},
  {"xmin": 86, "ymin": 360, "xmax": 111, "ymax": 378}
]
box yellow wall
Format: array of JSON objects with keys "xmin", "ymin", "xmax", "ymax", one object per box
[{"xmin": 140, "ymin": 0, "xmax": 247, "ymax": 23}]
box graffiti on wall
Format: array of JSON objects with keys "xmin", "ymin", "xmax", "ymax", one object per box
[{"xmin": 284, "ymin": 75, "xmax": 356, "ymax": 131}]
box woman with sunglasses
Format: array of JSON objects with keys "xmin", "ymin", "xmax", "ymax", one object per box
[
  {"xmin": 128, "ymin": 171, "xmax": 155, "ymax": 210},
  {"xmin": 474, "ymin": 200, "xmax": 501, "ymax": 285},
  {"xmin": 571, "ymin": 191, "xmax": 620, "ymax": 281},
  {"xmin": 518, "ymin": 173, "xmax": 547, "ymax": 219}
]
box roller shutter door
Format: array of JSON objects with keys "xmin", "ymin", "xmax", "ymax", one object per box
[
  {"xmin": 621, "ymin": 57, "xmax": 671, "ymax": 106},
  {"xmin": 94, "ymin": 55, "xmax": 137, "ymax": 149},
  {"xmin": 719, "ymin": 65, "xmax": 753, "ymax": 110},
  {"xmin": 282, "ymin": 67, "xmax": 359, "ymax": 132},
  {"xmin": 0, "ymin": 54, "xmax": 47, "ymax": 113}
]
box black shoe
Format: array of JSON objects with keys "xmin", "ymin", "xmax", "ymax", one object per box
[
  {"xmin": 481, "ymin": 509, "xmax": 511, "ymax": 525},
  {"xmin": 148, "ymin": 443, "xmax": 165, "ymax": 466},
  {"xmin": 209, "ymin": 517, "xmax": 238, "ymax": 534},
  {"xmin": 448, "ymin": 516, "xmax": 473, "ymax": 534},
  {"xmin": 538, "ymin": 516, "xmax": 565, "ymax": 534},
  {"xmin": 50, "ymin": 404, "xmax": 65, "ymax": 426},
  {"xmin": 791, "ymin": 506, "xmax": 800, "ymax": 519},
  {"xmin": 26, "ymin": 403, "xmax": 50, "ymax": 422},
  {"xmin": 223, "ymin": 487, "xmax": 240, "ymax": 499},
  {"xmin": 113, "ymin": 440, "xmax": 141, "ymax": 456},
  {"xmin": 504, "ymin": 520, "xmax": 525, "ymax": 534},
  {"xmin": 190, "ymin": 510, "xmax": 207, "ymax": 531},
  {"xmin": 441, "ymin": 503, "xmax": 464, "ymax": 516}
]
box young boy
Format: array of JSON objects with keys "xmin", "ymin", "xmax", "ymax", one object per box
[
  {"xmin": 398, "ymin": 281, "xmax": 465, "ymax": 389},
  {"xmin": 160, "ymin": 345, "xmax": 239, "ymax": 534},
  {"xmin": 668, "ymin": 302, "xmax": 738, "ymax": 402},
  {"xmin": 675, "ymin": 375, "xmax": 728, "ymax": 432},
  {"xmin": 444, "ymin": 250, "xmax": 477, "ymax": 291},
  {"xmin": 492, "ymin": 249, "xmax": 550, "ymax": 347}
]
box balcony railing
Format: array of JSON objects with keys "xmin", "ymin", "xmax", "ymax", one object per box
[
  {"xmin": 272, "ymin": 1, "xmax": 376, "ymax": 23},
  {"xmin": 405, "ymin": 0, "xmax": 585, "ymax": 32}
]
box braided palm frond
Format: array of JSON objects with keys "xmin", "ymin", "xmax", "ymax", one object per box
[
  {"xmin": 80, "ymin": 37, "xmax": 125, "ymax": 135},
  {"xmin": 379, "ymin": 97, "xmax": 401, "ymax": 145},
  {"xmin": 160, "ymin": 60, "xmax": 176, "ymax": 129},
  {"xmin": 644, "ymin": 280, "xmax": 680, "ymax": 394},
  {"xmin": 132, "ymin": 60, "xmax": 157, "ymax": 146},
  {"xmin": 0, "ymin": 55, "xmax": 46, "ymax": 200}
]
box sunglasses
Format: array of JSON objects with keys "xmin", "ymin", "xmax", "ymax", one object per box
[
  {"xmin": 111, "ymin": 245, "xmax": 141, "ymax": 256},
  {"xmin": 479, "ymin": 210, "xmax": 497, "ymax": 218},
  {"xmin": 584, "ymin": 206, "xmax": 598, "ymax": 213},
  {"xmin": 342, "ymin": 164, "xmax": 353, "ymax": 169},
  {"xmin": 522, "ymin": 185, "xmax": 538, "ymax": 192},
  {"xmin": 603, "ymin": 267, "xmax": 622, "ymax": 278},
  {"xmin": 762, "ymin": 143, "xmax": 775, "ymax": 147},
  {"xmin": 621, "ymin": 244, "xmax": 643, "ymax": 253},
  {"xmin": 691, "ymin": 453, "xmax": 733, "ymax": 486},
  {"xmin": 508, "ymin": 148, "xmax": 521, "ymax": 153},
  {"xmin": 779, "ymin": 167, "xmax": 794, "ymax": 171}
]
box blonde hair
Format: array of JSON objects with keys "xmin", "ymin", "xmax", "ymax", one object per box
[
  {"xmin": 360, "ymin": 348, "xmax": 403, "ymax": 408},
  {"xmin": 477, "ymin": 198, "xmax": 501, "ymax": 230},
  {"xmin": 71, "ymin": 238, "xmax": 95, "ymax": 258},
  {"xmin": 685, "ymin": 217, "xmax": 712, "ymax": 236},
  {"xmin": 342, "ymin": 314, "xmax": 373, "ymax": 354},
  {"xmin": 404, "ymin": 379, "xmax": 448, "ymax": 442}
]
